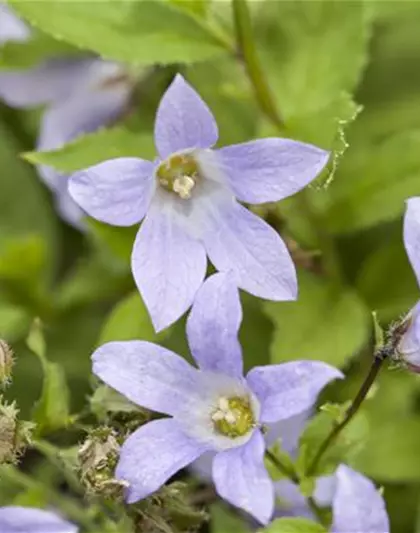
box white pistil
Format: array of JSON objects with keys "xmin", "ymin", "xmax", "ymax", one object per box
[{"xmin": 173, "ymin": 175, "xmax": 196, "ymax": 199}]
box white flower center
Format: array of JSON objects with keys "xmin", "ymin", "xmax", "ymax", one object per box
[
  {"xmin": 211, "ymin": 395, "xmax": 255, "ymax": 439},
  {"xmin": 156, "ymin": 153, "xmax": 200, "ymax": 200},
  {"xmin": 173, "ymin": 175, "xmax": 196, "ymax": 199}
]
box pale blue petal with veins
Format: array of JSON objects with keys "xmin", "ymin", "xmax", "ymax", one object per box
[
  {"xmin": 92, "ymin": 273, "xmax": 342, "ymax": 524},
  {"xmin": 69, "ymin": 74, "xmax": 330, "ymax": 330}
]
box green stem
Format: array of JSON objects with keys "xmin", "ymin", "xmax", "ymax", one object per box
[
  {"xmin": 266, "ymin": 449, "xmax": 299, "ymax": 484},
  {"xmin": 232, "ymin": 0, "xmax": 283, "ymax": 129},
  {"xmin": 307, "ymin": 496, "xmax": 327, "ymax": 527},
  {"xmin": 306, "ymin": 351, "xmax": 387, "ymax": 477},
  {"xmin": 0, "ymin": 465, "xmax": 96, "ymax": 530}
]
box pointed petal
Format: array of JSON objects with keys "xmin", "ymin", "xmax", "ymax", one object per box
[
  {"xmin": 397, "ymin": 301, "xmax": 420, "ymax": 370},
  {"xmin": 92, "ymin": 340, "xmax": 203, "ymax": 417},
  {"xmin": 217, "ymin": 139, "xmax": 329, "ymax": 204},
  {"xmin": 68, "ymin": 158, "xmax": 155, "ymax": 226},
  {"xmin": 0, "ymin": 58, "xmax": 99, "ymax": 108},
  {"xmin": 202, "ymin": 199, "xmax": 297, "ymax": 300},
  {"xmin": 187, "ymin": 272, "xmax": 243, "ymax": 377},
  {"xmin": 212, "ymin": 430, "xmax": 274, "ymax": 525},
  {"xmin": 404, "ymin": 197, "xmax": 420, "ymax": 286},
  {"xmin": 132, "ymin": 202, "xmax": 207, "ymax": 332},
  {"xmin": 0, "ymin": 507, "xmax": 77, "ymax": 533},
  {"xmin": 332, "ymin": 465, "xmax": 390, "ymax": 533},
  {"xmin": 247, "ymin": 361, "xmax": 343, "ymax": 423},
  {"xmin": 117, "ymin": 419, "xmax": 207, "ymax": 503},
  {"xmin": 154, "ymin": 74, "xmax": 218, "ymax": 159}
]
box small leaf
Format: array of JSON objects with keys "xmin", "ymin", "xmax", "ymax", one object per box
[
  {"xmin": 27, "ymin": 321, "xmax": 71, "ymax": 435},
  {"xmin": 261, "ymin": 517, "xmax": 327, "ymax": 533},
  {"xmin": 23, "ymin": 127, "xmax": 155, "ymax": 173}
]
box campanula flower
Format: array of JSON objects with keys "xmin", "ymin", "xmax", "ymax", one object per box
[
  {"xmin": 69, "ymin": 74, "xmax": 330, "ymax": 331},
  {"xmin": 92, "ymin": 272, "xmax": 342, "ymax": 524},
  {"xmin": 0, "ymin": 8, "xmax": 133, "ymax": 227},
  {"xmin": 397, "ymin": 197, "xmax": 420, "ymax": 370},
  {"xmin": 0, "ymin": 506, "xmax": 77, "ymax": 533}
]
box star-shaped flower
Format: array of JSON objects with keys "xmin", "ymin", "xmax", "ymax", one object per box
[
  {"xmin": 92, "ymin": 272, "xmax": 342, "ymax": 524},
  {"xmin": 0, "ymin": 8, "xmax": 133, "ymax": 228},
  {"xmin": 0, "ymin": 506, "xmax": 77, "ymax": 533},
  {"xmin": 397, "ymin": 197, "xmax": 420, "ymax": 370},
  {"xmin": 69, "ymin": 74, "xmax": 330, "ymax": 331}
]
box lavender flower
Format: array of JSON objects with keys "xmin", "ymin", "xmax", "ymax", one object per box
[
  {"xmin": 397, "ymin": 197, "xmax": 420, "ymax": 370},
  {"xmin": 92, "ymin": 272, "xmax": 342, "ymax": 524},
  {"xmin": 0, "ymin": 506, "xmax": 77, "ymax": 533},
  {"xmin": 69, "ymin": 74, "xmax": 329, "ymax": 331},
  {"xmin": 0, "ymin": 9, "xmax": 133, "ymax": 227}
]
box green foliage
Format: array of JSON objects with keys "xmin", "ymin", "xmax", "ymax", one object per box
[
  {"xmin": 10, "ymin": 1, "xmax": 230, "ymax": 65},
  {"xmin": 297, "ymin": 402, "xmax": 369, "ymax": 477},
  {"xmin": 27, "ymin": 321, "xmax": 70, "ymax": 436},
  {"xmin": 261, "ymin": 517, "xmax": 327, "ymax": 533},
  {"xmin": 99, "ymin": 291, "xmax": 165, "ymax": 345},
  {"xmin": 24, "ymin": 127, "xmax": 155, "ymax": 173},
  {"xmin": 211, "ymin": 504, "xmax": 250, "ymax": 533},
  {"xmin": 265, "ymin": 271, "xmax": 370, "ymax": 367}
]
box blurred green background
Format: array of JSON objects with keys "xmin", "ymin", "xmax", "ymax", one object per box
[{"xmin": 1, "ymin": 1, "xmax": 420, "ymax": 531}]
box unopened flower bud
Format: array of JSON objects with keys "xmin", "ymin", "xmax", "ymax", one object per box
[
  {"xmin": 79, "ymin": 426, "xmax": 126, "ymax": 499},
  {"xmin": 0, "ymin": 340, "xmax": 14, "ymax": 386},
  {"xmin": 394, "ymin": 303, "xmax": 420, "ymax": 372},
  {"xmin": 0, "ymin": 398, "xmax": 32, "ymax": 464}
]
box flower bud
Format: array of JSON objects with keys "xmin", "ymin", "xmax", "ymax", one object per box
[
  {"xmin": 395, "ymin": 303, "xmax": 420, "ymax": 372},
  {"xmin": 0, "ymin": 340, "xmax": 14, "ymax": 386},
  {"xmin": 79, "ymin": 426, "xmax": 126, "ymax": 499},
  {"xmin": 0, "ymin": 398, "xmax": 32, "ymax": 464}
]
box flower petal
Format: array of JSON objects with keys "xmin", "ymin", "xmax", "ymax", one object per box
[
  {"xmin": 132, "ymin": 201, "xmax": 207, "ymax": 332},
  {"xmin": 43, "ymin": 171, "xmax": 85, "ymax": 229},
  {"xmin": 154, "ymin": 74, "xmax": 218, "ymax": 159},
  {"xmin": 0, "ymin": 507, "xmax": 77, "ymax": 533},
  {"xmin": 404, "ymin": 197, "xmax": 420, "ymax": 287},
  {"xmin": 265, "ymin": 409, "xmax": 310, "ymax": 453},
  {"xmin": 332, "ymin": 465, "xmax": 390, "ymax": 533},
  {"xmin": 247, "ymin": 361, "xmax": 343, "ymax": 423},
  {"xmin": 92, "ymin": 340, "xmax": 203, "ymax": 417},
  {"xmin": 397, "ymin": 301, "xmax": 420, "ymax": 371},
  {"xmin": 187, "ymin": 272, "xmax": 243, "ymax": 377},
  {"xmin": 68, "ymin": 158, "xmax": 155, "ymax": 226},
  {"xmin": 202, "ymin": 199, "xmax": 297, "ymax": 300},
  {"xmin": 0, "ymin": 5, "xmax": 31, "ymax": 43},
  {"xmin": 116, "ymin": 419, "xmax": 207, "ymax": 503},
  {"xmin": 212, "ymin": 430, "xmax": 274, "ymax": 525},
  {"xmin": 217, "ymin": 139, "xmax": 329, "ymax": 204},
  {"xmin": 0, "ymin": 58, "xmax": 99, "ymax": 108}
]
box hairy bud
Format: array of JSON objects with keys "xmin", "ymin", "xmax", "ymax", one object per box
[
  {"xmin": 0, "ymin": 397, "xmax": 32, "ymax": 464},
  {"xmin": 0, "ymin": 340, "xmax": 14, "ymax": 386}
]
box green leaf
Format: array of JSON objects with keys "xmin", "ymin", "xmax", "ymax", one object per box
[
  {"xmin": 256, "ymin": 0, "xmax": 373, "ymax": 145},
  {"xmin": 325, "ymin": 129, "xmax": 420, "ymax": 234},
  {"xmin": 23, "ymin": 127, "xmax": 155, "ymax": 173},
  {"xmin": 27, "ymin": 322, "xmax": 71, "ymax": 435},
  {"xmin": 0, "ymin": 300, "xmax": 30, "ymax": 342},
  {"xmin": 99, "ymin": 291, "xmax": 166, "ymax": 345},
  {"xmin": 265, "ymin": 271, "xmax": 370, "ymax": 367},
  {"xmin": 0, "ymin": 116, "xmax": 57, "ymax": 275},
  {"xmin": 211, "ymin": 504, "xmax": 250, "ymax": 533},
  {"xmin": 261, "ymin": 517, "xmax": 327, "ymax": 533},
  {"xmin": 355, "ymin": 418, "xmax": 420, "ymax": 482},
  {"xmin": 10, "ymin": 1, "xmax": 229, "ymax": 65}
]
